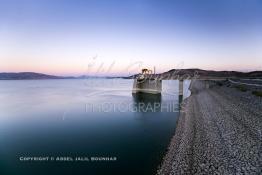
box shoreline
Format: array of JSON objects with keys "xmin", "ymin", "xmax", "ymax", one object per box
[
  {"xmin": 157, "ymin": 80, "xmax": 262, "ymax": 174},
  {"xmin": 156, "ymin": 80, "xmax": 195, "ymax": 175}
]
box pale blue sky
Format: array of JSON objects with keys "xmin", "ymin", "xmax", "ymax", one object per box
[{"xmin": 0, "ymin": 0, "xmax": 261, "ymax": 76}]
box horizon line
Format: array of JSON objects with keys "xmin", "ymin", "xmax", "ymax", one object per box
[{"xmin": 1, "ymin": 68, "xmax": 262, "ymax": 77}]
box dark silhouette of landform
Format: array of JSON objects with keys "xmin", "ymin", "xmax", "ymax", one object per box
[{"xmin": 0, "ymin": 69, "xmax": 261, "ymax": 80}]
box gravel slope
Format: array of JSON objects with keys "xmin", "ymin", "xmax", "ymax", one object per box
[{"xmin": 157, "ymin": 80, "xmax": 262, "ymax": 175}]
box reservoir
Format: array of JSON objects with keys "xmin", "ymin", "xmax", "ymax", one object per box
[{"xmin": 0, "ymin": 79, "xmax": 190, "ymax": 175}]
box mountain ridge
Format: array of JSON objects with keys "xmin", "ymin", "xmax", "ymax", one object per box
[
  {"xmin": 1, "ymin": 69, "xmax": 262, "ymax": 80},
  {"xmin": 127, "ymin": 69, "xmax": 262, "ymax": 79}
]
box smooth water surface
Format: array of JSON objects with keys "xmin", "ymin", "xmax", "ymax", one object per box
[{"xmin": 0, "ymin": 79, "xmax": 190, "ymax": 175}]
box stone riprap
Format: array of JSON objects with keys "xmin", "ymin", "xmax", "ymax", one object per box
[{"xmin": 157, "ymin": 80, "xmax": 262, "ymax": 175}]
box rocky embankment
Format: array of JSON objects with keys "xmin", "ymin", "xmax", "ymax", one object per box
[{"xmin": 157, "ymin": 80, "xmax": 262, "ymax": 174}]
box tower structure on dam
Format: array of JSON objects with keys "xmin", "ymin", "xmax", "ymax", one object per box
[
  {"xmin": 132, "ymin": 68, "xmax": 162, "ymax": 94},
  {"xmin": 132, "ymin": 68, "xmax": 185, "ymax": 111}
]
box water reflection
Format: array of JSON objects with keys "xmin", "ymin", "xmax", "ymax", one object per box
[
  {"xmin": 0, "ymin": 80, "xmax": 191, "ymax": 175},
  {"xmin": 132, "ymin": 93, "xmax": 162, "ymax": 113},
  {"xmin": 178, "ymin": 94, "xmax": 183, "ymax": 110}
]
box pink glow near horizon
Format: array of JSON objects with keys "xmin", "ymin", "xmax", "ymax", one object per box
[
  {"xmin": 1, "ymin": 0, "xmax": 262, "ymax": 76},
  {"xmin": 1, "ymin": 57, "xmax": 261, "ymax": 76}
]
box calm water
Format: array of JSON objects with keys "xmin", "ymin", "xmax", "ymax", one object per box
[{"xmin": 0, "ymin": 79, "xmax": 190, "ymax": 175}]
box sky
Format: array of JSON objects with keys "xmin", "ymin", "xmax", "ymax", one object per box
[{"xmin": 0, "ymin": 0, "xmax": 261, "ymax": 76}]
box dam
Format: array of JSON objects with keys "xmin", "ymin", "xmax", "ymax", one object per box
[
  {"xmin": 132, "ymin": 68, "xmax": 162, "ymax": 94},
  {"xmin": 132, "ymin": 69, "xmax": 184, "ymax": 103}
]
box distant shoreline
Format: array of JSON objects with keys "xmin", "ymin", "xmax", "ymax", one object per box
[
  {"xmin": 1, "ymin": 69, "xmax": 262, "ymax": 80},
  {"xmin": 0, "ymin": 72, "xmax": 124, "ymax": 80}
]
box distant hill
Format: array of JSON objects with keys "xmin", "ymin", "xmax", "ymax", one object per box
[
  {"xmin": 0, "ymin": 72, "xmax": 66, "ymax": 80},
  {"xmin": 161, "ymin": 69, "xmax": 262, "ymax": 79},
  {"xmin": 1, "ymin": 69, "xmax": 262, "ymax": 80},
  {"xmin": 128, "ymin": 69, "xmax": 262, "ymax": 79},
  {"xmin": 0, "ymin": 72, "xmax": 116, "ymax": 80}
]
